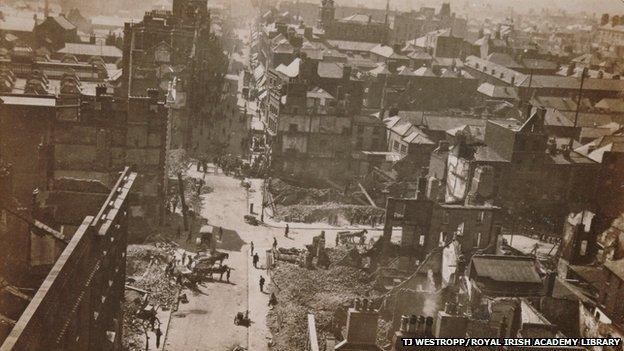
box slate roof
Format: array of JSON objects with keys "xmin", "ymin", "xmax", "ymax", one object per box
[
  {"xmin": 604, "ymin": 259, "xmax": 624, "ymax": 282},
  {"xmin": 317, "ymin": 62, "xmax": 343, "ymax": 79},
  {"xmin": 51, "ymin": 15, "xmax": 76, "ymax": 31},
  {"xmin": 477, "ymin": 83, "xmax": 519, "ymax": 100},
  {"xmin": 596, "ymin": 98, "xmax": 624, "ymax": 113},
  {"xmin": 57, "ymin": 43, "xmax": 122, "ymax": 58},
  {"xmin": 0, "ymin": 17, "xmax": 36, "ymax": 32},
  {"xmin": 471, "ymin": 255, "xmax": 542, "ymax": 284},
  {"xmin": 326, "ymin": 40, "xmax": 378, "ymax": 53}
]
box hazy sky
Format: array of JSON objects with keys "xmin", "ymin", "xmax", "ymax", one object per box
[{"xmin": 337, "ymin": 0, "xmax": 624, "ymax": 14}]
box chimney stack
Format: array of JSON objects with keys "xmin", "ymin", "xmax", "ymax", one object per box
[
  {"xmin": 342, "ymin": 65, "xmax": 352, "ymax": 81},
  {"xmin": 344, "ymin": 298, "xmax": 380, "ymax": 347},
  {"xmin": 612, "ymin": 15, "xmax": 620, "ymax": 27},
  {"xmin": 435, "ymin": 302, "xmax": 468, "ymax": 338},
  {"xmin": 601, "ymin": 14, "xmax": 610, "ymax": 26}
]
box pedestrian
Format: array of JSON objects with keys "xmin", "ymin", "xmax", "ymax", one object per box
[
  {"xmin": 181, "ymin": 252, "xmax": 186, "ymax": 265},
  {"xmin": 273, "ymin": 237, "xmax": 278, "ymax": 250},
  {"xmin": 226, "ymin": 268, "xmax": 231, "ymax": 282},
  {"xmin": 253, "ymin": 253, "xmax": 259, "ymax": 268},
  {"xmin": 259, "ymin": 275, "xmax": 265, "ymax": 292},
  {"xmin": 219, "ymin": 226, "xmax": 224, "ymax": 240},
  {"xmin": 196, "ymin": 161, "xmax": 201, "ymax": 171},
  {"xmin": 350, "ymin": 215, "xmax": 354, "ymax": 226},
  {"xmin": 250, "ymin": 241, "xmax": 254, "ymax": 256},
  {"xmin": 155, "ymin": 328, "xmax": 163, "ymax": 348},
  {"xmin": 284, "ymin": 224, "xmax": 289, "ymax": 237},
  {"xmin": 371, "ymin": 216, "xmax": 376, "ymax": 228},
  {"xmin": 172, "ymin": 196, "xmax": 178, "ymax": 213}
]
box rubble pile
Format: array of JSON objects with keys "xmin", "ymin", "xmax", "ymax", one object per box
[
  {"xmin": 270, "ymin": 178, "xmax": 354, "ymax": 206},
  {"xmin": 267, "ymin": 248, "xmax": 380, "ymax": 351},
  {"xmin": 275, "ymin": 203, "xmax": 384, "ymax": 225},
  {"xmin": 123, "ymin": 244, "xmax": 179, "ymax": 351}
]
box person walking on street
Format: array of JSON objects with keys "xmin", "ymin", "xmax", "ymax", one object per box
[
  {"xmin": 253, "ymin": 253, "xmax": 259, "ymax": 268},
  {"xmin": 226, "ymin": 267, "xmax": 231, "ymax": 282},
  {"xmin": 250, "ymin": 241, "xmax": 254, "ymax": 256},
  {"xmin": 273, "ymin": 237, "xmax": 278, "ymax": 250},
  {"xmin": 284, "ymin": 224, "xmax": 289, "ymax": 237},
  {"xmin": 259, "ymin": 276, "xmax": 265, "ymax": 292},
  {"xmin": 219, "ymin": 226, "xmax": 223, "ymax": 240}
]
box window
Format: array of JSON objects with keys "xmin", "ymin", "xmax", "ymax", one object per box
[
  {"xmin": 476, "ymin": 211, "xmax": 485, "ymax": 224},
  {"xmin": 96, "ymin": 129, "xmax": 107, "ymax": 149},
  {"xmin": 419, "ymin": 234, "xmax": 425, "ymax": 246},
  {"xmin": 443, "ymin": 211, "xmax": 450, "ymax": 224},
  {"xmin": 580, "ymin": 240, "xmax": 588, "ymax": 256},
  {"xmin": 475, "ymin": 232, "xmax": 482, "ymax": 248},
  {"xmin": 400, "ymin": 144, "xmax": 407, "ymax": 154},
  {"xmin": 393, "ymin": 140, "xmax": 400, "ymax": 151}
]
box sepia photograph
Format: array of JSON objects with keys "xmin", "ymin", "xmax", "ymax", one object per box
[{"xmin": 0, "ymin": 0, "xmax": 624, "ymax": 350}]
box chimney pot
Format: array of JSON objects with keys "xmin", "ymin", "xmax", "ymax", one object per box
[
  {"xmin": 417, "ymin": 315, "xmax": 425, "ymax": 334},
  {"xmin": 354, "ymin": 298, "xmax": 361, "ymax": 310},
  {"xmin": 425, "ymin": 317, "xmax": 434, "ymax": 336},
  {"xmin": 400, "ymin": 315, "xmax": 409, "ymax": 332},
  {"xmin": 362, "ymin": 298, "xmax": 369, "ymax": 311},
  {"xmin": 408, "ymin": 315, "xmax": 417, "ymax": 333}
]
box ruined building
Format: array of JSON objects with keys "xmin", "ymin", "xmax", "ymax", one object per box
[{"xmin": 0, "ymin": 168, "xmax": 137, "ymax": 349}]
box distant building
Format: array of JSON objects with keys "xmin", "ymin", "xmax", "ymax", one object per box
[
  {"xmin": 441, "ymin": 108, "xmax": 599, "ymax": 220},
  {"xmin": 319, "ymin": 0, "xmax": 390, "ymax": 43},
  {"xmin": 33, "ymin": 14, "xmax": 79, "ymax": 51}
]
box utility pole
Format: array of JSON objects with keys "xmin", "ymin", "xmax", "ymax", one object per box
[{"xmin": 569, "ymin": 67, "xmax": 588, "ymax": 150}]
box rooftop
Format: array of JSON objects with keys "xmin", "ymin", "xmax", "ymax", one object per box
[
  {"xmin": 470, "ymin": 255, "xmax": 542, "ymax": 284},
  {"xmin": 57, "ymin": 43, "xmax": 123, "ymax": 58},
  {"xmin": 0, "ymin": 95, "xmax": 56, "ymax": 107}
]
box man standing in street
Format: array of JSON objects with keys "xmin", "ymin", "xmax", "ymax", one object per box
[
  {"xmin": 284, "ymin": 224, "xmax": 289, "ymax": 237},
  {"xmin": 259, "ymin": 275, "xmax": 265, "ymax": 292},
  {"xmin": 273, "ymin": 237, "xmax": 278, "ymax": 250},
  {"xmin": 250, "ymin": 241, "xmax": 254, "ymax": 256},
  {"xmin": 253, "ymin": 253, "xmax": 259, "ymax": 268}
]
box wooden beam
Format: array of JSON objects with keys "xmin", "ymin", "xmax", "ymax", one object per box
[
  {"xmin": 358, "ymin": 182, "xmax": 377, "ymax": 207},
  {"xmin": 307, "ymin": 314, "xmax": 319, "ymax": 351}
]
